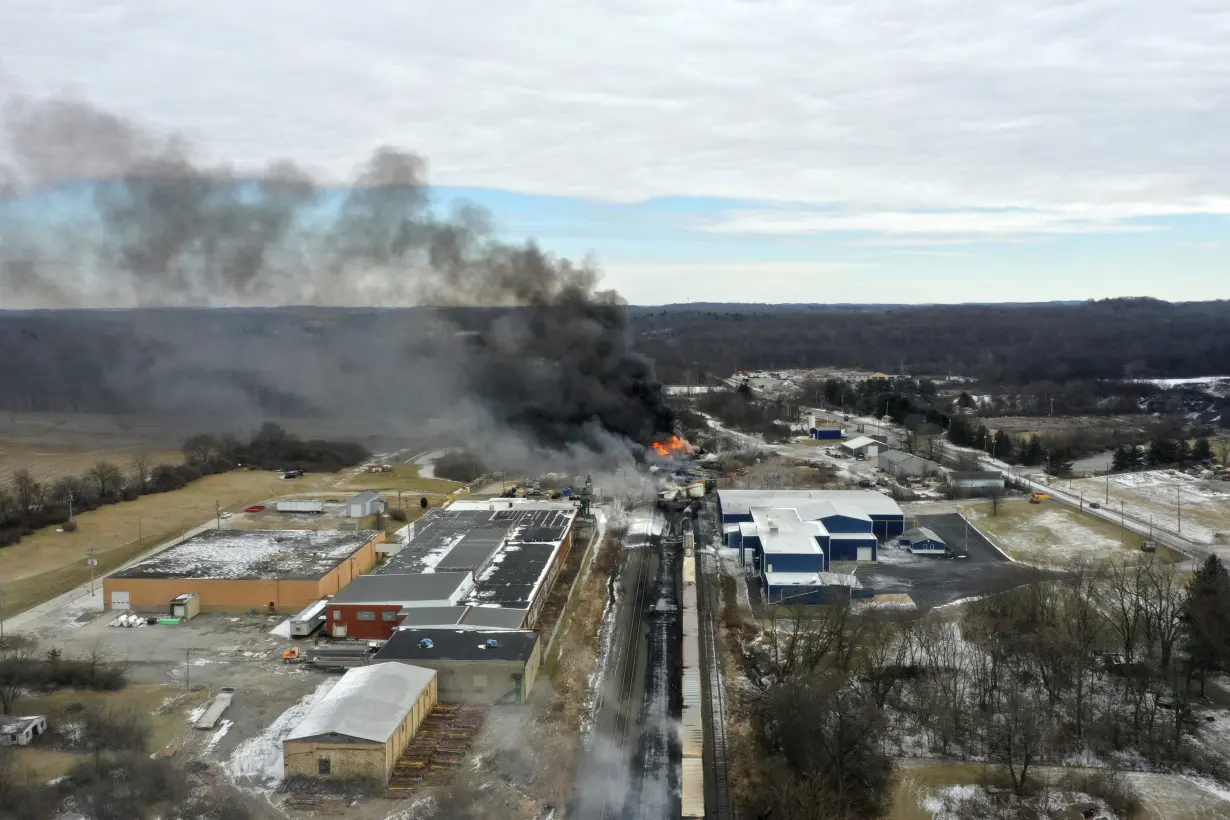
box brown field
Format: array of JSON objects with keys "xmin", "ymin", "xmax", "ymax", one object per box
[
  {"xmin": 0, "ymin": 470, "xmax": 337, "ymax": 617},
  {"xmin": 332, "ymin": 464, "xmax": 464, "ymax": 496},
  {"xmin": 0, "ymin": 439, "xmax": 182, "ymax": 486},
  {"xmin": 8, "ymin": 684, "xmax": 208, "ymax": 782}
]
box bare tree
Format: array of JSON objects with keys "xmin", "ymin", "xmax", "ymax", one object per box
[
  {"xmin": 1102, "ymin": 559, "xmax": 1146, "ymax": 662},
  {"xmin": 130, "ymin": 453, "xmax": 150, "ymax": 494},
  {"xmin": 87, "ymin": 461, "xmax": 124, "ymax": 501},
  {"xmin": 1059, "ymin": 563, "xmax": 1105, "ymax": 740},
  {"xmin": 1211, "ymin": 439, "xmax": 1230, "ymax": 467},
  {"xmin": 0, "ymin": 651, "xmax": 33, "ymax": 714},
  {"xmin": 10, "ymin": 468, "xmax": 42, "ymax": 517},
  {"xmin": 984, "ymin": 680, "xmax": 1049, "ymax": 795},
  {"xmin": 79, "ymin": 704, "xmax": 151, "ymax": 774},
  {"xmin": 855, "ymin": 612, "xmax": 916, "ymax": 709},
  {"xmin": 763, "ymin": 601, "xmax": 849, "ymax": 684},
  {"xmin": 988, "ymin": 488, "xmax": 1005, "ymax": 516},
  {"xmin": 1140, "ymin": 560, "xmax": 1185, "ymax": 672},
  {"xmin": 182, "ymin": 434, "xmax": 219, "ymax": 466}
]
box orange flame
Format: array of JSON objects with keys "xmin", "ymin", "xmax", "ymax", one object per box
[{"xmin": 652, "ymin": 435, "xmax": 692, "ymax": 457}]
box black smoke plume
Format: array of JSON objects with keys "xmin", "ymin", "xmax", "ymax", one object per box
[{"xmin": 0, "ymin": 92, "xmax": 674, "ymax": 460}]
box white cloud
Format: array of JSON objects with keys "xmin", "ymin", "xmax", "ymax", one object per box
[{"xmin": 1, "ymin": 0, "xmax": 1228, "ymax": 228}]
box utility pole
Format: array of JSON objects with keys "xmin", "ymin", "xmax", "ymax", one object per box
[
  {"xmin": 1177, "ymin": 488, "xmax": 1182, "ymax": 533},
  {"xmin": 1, "ymin": 585, "xmax": 5, "ymax": 644},
  {"xmin": 216, "ymin": 501, "xmax": 221, "ymax": 530},
  {"xmin": 1120, "ymin": 501, "xmax": 1126, "ymax": 545},
  {"xmin": 86, "ymin": 547, "xmax": 98, "ymax": 596},
  {"xmin": 68, "ymin": 489, "xmax": 74, "ymax": 524},
  {"xmin": 185, "ymin": 649, "xmax": 191, "ymax": 690},
  {"xmin": 1105, "ymin": 471, "xmax": 1110, "ymax": 504}
]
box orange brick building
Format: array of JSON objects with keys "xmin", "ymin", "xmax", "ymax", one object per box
[{"xmin": 103, "ymin": 528, "xmax": 385, "ymax": 614}]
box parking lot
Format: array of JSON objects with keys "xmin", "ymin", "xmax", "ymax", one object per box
[{"xmin": 857, "ymin": 512, "xmax": 1056, "ymax": 611}]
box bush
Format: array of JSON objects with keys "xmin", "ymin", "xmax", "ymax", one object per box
[
  {"xmin": 1059, "ymin": 770, "xmax": 1143, "ymax": 819},
  {"xmin": 387, "ymin": 508, "xmax": 408, "ymax": 522},
  {"xmin": 62, "ymin": 519, "xmax": 78, "ymax": 533}
]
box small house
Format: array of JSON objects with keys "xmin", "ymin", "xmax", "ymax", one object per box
[
  {"xmin": 898, "ymin": 527, "xmax": 947, "ymax": 555},
  {"xmin": 878, "ymin": 449, "xmax": 938, "ymax": 478},
  {"xmin": 0, "ymin": 714, "xmax": 47, "ymax": 746}
]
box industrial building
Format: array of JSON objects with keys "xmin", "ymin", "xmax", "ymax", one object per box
[
  {"xmin": 283, "ymin": 662, "xmax": 437, "ymax": 783},
  {"xmin": 716, "ymin": 489, "xmax": 905, "ymax": 546},
  {"xmin": 104, "ymin": 529, "xmax": 385, "ymax": 613},
  {"xmin": 375, "ymin": 627, "xmax": 541, "ymax": 704},
  {"xmin": 947, "ymin": 470, "xmax": 1006, "ymax": 495},
  {"xmin": 840, "ymin": 436, "xmax": 882, "ymax": 458},
  {"xmin": 322, "ymin": 501, "xmax": 579, "ymax": 640},
  {"xmin": 346, "ymin": 491, "xmax": 386, "ymax": 518},
  {"xmin": 877, "ymin": 449, "xmax": 939, "ymax": 478},
  {"xmin": 898, "ymin": 527, "xmax": 948, "ymax": 555}
]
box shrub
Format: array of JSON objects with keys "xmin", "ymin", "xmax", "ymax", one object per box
[
  {"xmin": 62, "ymin": 519, "xmax": 78, "ymax": 533},
  {"xmin": 387, "ymin": 508, "xmax": 408, "ymax": 522}
]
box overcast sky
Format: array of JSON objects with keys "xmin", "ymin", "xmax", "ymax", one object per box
[{"xmin": 2, "ymin": 0, "xmax": 1227, "ymax": 304}]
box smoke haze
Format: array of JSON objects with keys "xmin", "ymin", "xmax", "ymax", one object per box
[{"xmin": 0, "ymin": 91, "xmax": 675, "ymax": 465}]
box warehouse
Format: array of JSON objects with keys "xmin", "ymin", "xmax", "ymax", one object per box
[
  {"xmin": 283, "ymin": 662, "xmax": 436, "ymax": 783},
  {"xmin": 375, "ymin": 628, "xmax": 541, "ymax": 704},
  {"xmin": 840, "ymin": 436, "xmax": 882, "ymax": 458},
  {"xmin": 378, "ymin": 503, "xmax": 578, "ymax": 630},
  {"xmin": 103, "ymin": 529, "xmax": 385, "ymax": 613},
  {"xmin": 326, "ymin": 572, "xmax": 475, "ymax": 640},
  {"xmin": 877, "ymin": 449, "xmax": 939, "ymax": 478},
  {"xmin": 947, "ymin": 470, "xmax": 1006, "ymax": 496},
  {"xmin": 716, "ymin": 489, "xmax": 905, "ymax": 546}
]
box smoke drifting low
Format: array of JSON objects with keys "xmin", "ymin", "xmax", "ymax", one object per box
[{"xmin": 0, "ymin": 92, "xmax": 674, "ymax": 464}]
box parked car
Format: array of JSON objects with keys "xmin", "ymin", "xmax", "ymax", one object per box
[
  {"xmin": 220, "ymin": 511, "xmax": 232, "ymax": 519},
  {"xmin": 1089, "ymin": 501, "xmax": 1101, "ymax": 509}
]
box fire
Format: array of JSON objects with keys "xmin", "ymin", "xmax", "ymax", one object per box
[{"xmin": 652, "ymin": 435, "xmax": 692, "ymax": 457}]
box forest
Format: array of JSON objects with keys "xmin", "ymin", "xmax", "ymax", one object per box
[{"xmin": 0, "ymin": 299, "xmax": 1227, "ymax": 422}]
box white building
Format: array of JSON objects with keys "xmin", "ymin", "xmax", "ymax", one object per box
[
  {"xmin": 840, "ymin": 436, "xmax": 882, "ymax": 458},
  {"xmin": 878, "ymin": 449, "xmax": 939, "ymax": 478},
  {"xmin": 1, "ymin": 714, "xmax": 47, "ymax": 746},
  {"xmin": 347, "ymin": 491, "xmax": 387, "ymax": 518}
]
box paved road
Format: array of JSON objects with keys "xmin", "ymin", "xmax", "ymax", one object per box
[{"xmin": 857, "ymin": 512, "xmax": 1053, "ymax": 611}]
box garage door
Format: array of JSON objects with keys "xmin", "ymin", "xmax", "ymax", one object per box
[
  {"xmin": 110, "ymin": 591, "xmax": 130, "ymax": 610},
  {"xmin": 857, "ymin": 546, "xmax": 873, "ymax": 561}
]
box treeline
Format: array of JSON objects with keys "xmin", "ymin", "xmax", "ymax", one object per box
[
  {"xmin": 433, "ymin": 450, "xmax": 486, "ymax": 483},
  {"xmin": 633, "ymin": 298, "xmax": 1230, "ymax": 385},
  {"xmin": 694, "ymin": 385, "xmax": 796, "ymax": 443},
  {"xmin": 0, "ymin": 423, "xmax": 367, "ymax": 547},
  {"xmin": 728, "ymin": 556, "xmax": 1230, "ymax": 818}
]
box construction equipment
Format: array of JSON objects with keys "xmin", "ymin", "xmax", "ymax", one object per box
[{"xmin": 281, "ymin": 647, "xmax": 302, "ymax": 663}]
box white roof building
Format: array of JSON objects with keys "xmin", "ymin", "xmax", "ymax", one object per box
[
  {"xmin": 286, "ymin": 662, "xmax": 436, "ymax": 744},
  {"xmin": 716, "ymin": 489, "xmax": 904, "ymax": 519}
]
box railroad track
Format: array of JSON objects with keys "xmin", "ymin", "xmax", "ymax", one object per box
[
  {"xmin": 596, "ymin": 508, "xmax": 657, "ymax": 820},
  {"xmin": 696, "ymin": 544, "xmax": 735, "ymax": 820}
]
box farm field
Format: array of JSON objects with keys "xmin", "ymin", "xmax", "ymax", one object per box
[
  {"xmin": 1068, "ymin": 469, "xmax": 1230, "ymax": 546},
  {"xmin": 0, "ymin": 470, "xmax": 337, "ymax": 617},
  {"xmin": 0, "ymin": 438, "xmax": 181, "ymax": 486},
  {"xmin": 966, "ymin": 499, "xmax": 1184, "ymax": 566}
]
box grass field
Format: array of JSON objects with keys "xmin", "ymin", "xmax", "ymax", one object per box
[
  {"xmin": 0, "ymin": 470, "xmax": 337, "ymax": 617},
  {"xmin": 331, "ymin": 464, "xmax": 463, "ymax": 496},
  {"xmin": 966, "ymin": 499, "xmax": 1185, "ymax": 566},
  {"xmin": 1068, "ymin": 470, "xmax": 1230, "ymax": 546},
  {"xmin": 8, "ymin": 684, "xmax": 208, "ymax": 781}
]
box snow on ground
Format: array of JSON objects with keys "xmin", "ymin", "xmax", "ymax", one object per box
[
  {"xmin": 664, "ymin": 385, "xmax": 717, "ymax": 395},
  {"xmin": 203, "ymin": 719, "xmax": 232, "ymax": 755},
  {"xmin": 625, "ymin": 508, "xmax": 666, "ymax": 544},
  {"xmin": 186, "ymin": 703, "xmax": 208, "ymax": 725},
  {"xmin": 921, "ymin": 784, "xmax": 1115, "ymax": 820},
  {"xmin": 1127, "ymin": 771, "xmax": 1230, "ymax": 818},
  {"xmin": 1071, "ymin": 470, "xmax": 1230, "ymax": 545},
  {"xmin": 224, "ymin": 678, "xmax": 339, "ymax": 788},
  {"xmin": 268, "ymin": 618, "xmax": 292, "ymax": 639},
  {"xmin": 968, "ymin": 505, "xmax": 1127, "ymax": 565}
]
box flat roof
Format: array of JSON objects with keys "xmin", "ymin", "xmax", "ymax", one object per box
[
  {"xmin": 462, "ymin": 542, "xmax": 558, "ymax": 608},
  {"xmin": 376, "ymin": 628, "xmax": 539, "ymax": 663},
  {"xmin": 764, "ymin": 571, "xmax": 861, "ymax": 588},
  {"xmin": 284, "ymin": 662, "xmax": 436, "ymax": 745},
  {"xmin": 717, "ymin": 489, "xmax": 903, "ymax": 519},
  {"xmin": 112, "ymin": 529, "xmax": 381, "ymax": 581},
  {"xmin": 749, "ymin": 507, "xmax": 826, "ymax": 555},
  {"xmin": 328, "ymin": 572, "xmax": 473, "ymax": 606}
]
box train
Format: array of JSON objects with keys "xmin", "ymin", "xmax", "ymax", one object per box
[{"xmin": 680, "ymin": 531, "xmax": 705, "ymax": 818}]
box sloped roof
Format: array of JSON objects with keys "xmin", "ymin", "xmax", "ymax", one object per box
[
  {"xmin": 842, "ymin": 436, "xmax": 879, "ymax": 449},
  {"xmin": 285, "ymin": 662, "xmax": 436, "ymax": 744},
  {"xmin": 348, "ymin": 490, "xmax": 380, "ymax": 504},
  {"xmin": 901, "ymin": 527, "xmax": 945, "ymax": 545},
  {"xmin": 948, "ymin": 471, "xmax": 1004, "ymax": 482},
  {"xmin": 880, "ymin": 449, "xmax": 920, "ymax": 464}
]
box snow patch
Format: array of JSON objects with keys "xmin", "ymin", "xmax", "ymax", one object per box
[
  {"xmin": 224, "ymin": 678, "xmax": 339, "ymax": 788},
  {"xmin": 268, "ymin": 618, "xmax": 292, "ymax": 639},
  {"xmin": 203, "ymin": 719, "xmax": 232, "ymax": 755}
]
